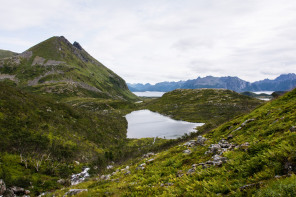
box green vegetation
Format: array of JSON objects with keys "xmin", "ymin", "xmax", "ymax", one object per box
[
  {"xmin": 0, "ymin": 83, "xmax": 166, "ymax": 195},
  {"xmin": 0, "ymin": 49, "xmax": 18, "ymax": 58},
  {"xmin": 0, "ymin": 82, "xmax": 131, "ymax": 194},
  {"xmin": 2, "ymin": 36, "xmax": 294, "ymax": 196},
  {"xmin": 0, "ymin": 36, "xmax": 138, "ymax": 102},
  {"xmin": 145, "ymin": 89, "xmax": 263, "ymax": 127},
  {"xmin": 52, "ymin": 88, "xmax": 296, "ymax": 196}
]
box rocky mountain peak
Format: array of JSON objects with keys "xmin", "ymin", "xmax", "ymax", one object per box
[{"xmin": 73, "ymin": 41, "xmax": 83, "ymax": 50}]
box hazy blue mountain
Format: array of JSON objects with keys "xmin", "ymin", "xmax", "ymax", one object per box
[{"xmin": 128, "ymin": 73, "xmax": 296, "ymax": 92}]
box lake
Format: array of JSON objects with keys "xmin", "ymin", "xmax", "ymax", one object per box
[
  {"xmin": 132, "ymin": 91, "xmax": 166, "ymax": 97},
  {"xmin": 126, "ymin": 110, "xmax": 204, "ymax": 139},
  {"xmin": 253, "ymin": 91, "xmax": 274, "ymax": 95}
]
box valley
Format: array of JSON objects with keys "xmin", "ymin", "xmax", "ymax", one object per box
[{"xmin": 0, "ymin": 36, "xmax": 295, "ymax": 196}]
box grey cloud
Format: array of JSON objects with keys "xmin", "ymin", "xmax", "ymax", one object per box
[{"xmin": 1, "ymin": 0, "xmax": 296, "ymax": 84}]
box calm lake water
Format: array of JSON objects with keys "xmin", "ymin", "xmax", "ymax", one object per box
[
  {"xmin": 253, "ymin": 91, "xmax": 274, "ymax": 95},
  {"xmin": 132, "ymin": 91, "xmax": 166, "ymax": 97},
  {"xmin": 126, "ymin": 110, "xmax": 204, "ymax": 139}
]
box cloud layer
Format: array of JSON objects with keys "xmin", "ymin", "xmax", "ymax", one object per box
[{"xmin": 1, "ymin": 0, "xmax": 296, "ymax": 83}]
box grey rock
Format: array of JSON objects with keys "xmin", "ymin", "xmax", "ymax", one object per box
[
  {"xmin": 241, "ymin": 119, "xmax": 255, "ymax": 127},
  {"xmin": 213, "ymin": 160, "xmax": 223, "ymax": 166},
  {"xmin": 73, "ymin": 42, "xmax": 83, "ymax": 50},
  {"xmin": 290, "ymin": 126, "xmax": 296, "ymax": 132},
  {"xmin": 234, "ymin": 127, "xmax": 242, "ymax": 132},
  {"xmin": 63, "ymin": 189, "xmax": 87, "ymax": 196},
  {"xmin": 196, "ymin": 135, "xmax": 207, "ymax": 145},
  {"xmin": 183, "ymin": 149, "xmax": 191, "ymax": 154},
  {"xmin": 187, "ymin": 168, "xmax": 195, "ymax": 175},
  {"xmin": 3, "ymin": 189, "xmax": 15, "ymax": 197},
  {"xmin": 0, "ymin": 179, "xmax": 6, "ymax": 195},
  {"xmin": 71, "ymin": 167, "xmax": 90, "ymax": 185},
  {"xmin": 176, "ymin": 170, "xmax": 184, "ymax": 177},
  {"xmin": 147, "ymin": 158, "xmax": 155, "ymax": 163},
  {"xmin": 241, "ymin": 142, "xmax": 250, "ymax": 148},
  {"xmin": 240, "ymin": 183, "xmax": 260, "ymax": 191},
  {"xmin": 32, "ymin": 56, "xmax": 45, "ymax": 66},
  {"xmin": 18, "ymin": 51, "xmax": 32, "ymax": 59},
  {"xmin": 10, "ymin": 186, "xmax": 24, "ymax": 195},
  {"xmin": 125, "ymin": 170, "xmax": 131, "ymax": 175},
  {"xmin": 57, "ymin": 179, "xmax": 66, "ymax": 184},
  {"xmin": 101, "ymin": 174, "xmax": 111, "ymax": 180}
]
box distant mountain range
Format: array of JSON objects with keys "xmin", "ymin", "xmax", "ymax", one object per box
[{"xmin": 128, "ymin": 74, "xmax": 296, "ymax": 92}]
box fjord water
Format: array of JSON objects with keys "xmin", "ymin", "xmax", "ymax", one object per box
[
  {"xmin": 126, "ymin": 110, "xmax": 204, "ymax": 139},
  {"xmin": 132, "ymin": 91, "xmax": 166, "ymax": 97}
]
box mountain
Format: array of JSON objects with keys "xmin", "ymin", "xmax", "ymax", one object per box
[
  {"xmin": 0, "ymin": 49, "xmax": 18, "ymax": 58},
  {"xmin": 182, "ymin": 76, "xmax": 250, "ymax": 92},
  {"xmin": 0, "ymin": 36, "xmax": 137, "ymax": 102},
  {"xmin": 54, "ymin": 87, "xmax": 296, "ymax": 196},
  {"xmin": 128, "ymin": 74, "xmax": 296, "ymax": 92},
  {"xmin": 249, "ymin": 73, "xmax": 296, "ymax": 91}
]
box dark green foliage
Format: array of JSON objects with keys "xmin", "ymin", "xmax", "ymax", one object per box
[{"xmin": 53, "ymin": 88, "xmax": 296, "ymax": 196}]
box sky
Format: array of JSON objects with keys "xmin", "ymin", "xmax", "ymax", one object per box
[{"xmin": 1, "ymin": 0, "xmax": 296, "ymax": 84}]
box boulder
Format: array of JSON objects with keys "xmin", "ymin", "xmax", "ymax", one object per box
[
  {"xmin": 176, "ymin": 170, "xmax": 184, "ymax": 177},
  {"xmin": 57, "ymin": 179, "xmax": 66, "ymax": 184},
  {"xmin": 196, "ymin": 135, "xmax": 207, "ymax": 145},
  {"xmin": 187, "ymin": 168, "xmax": 195, "ymax": 175},
  {"xmin": 10, "ymin": 186, "xmax": 25, "ymax": 195},
  {"xmin": 0, "ymin": 179, "xmax": 6, "ymax": 195},
  {"xmin": 147, "ymin": 158, "xmax": 155, "ymax": 163},
  {"xmin": 241, "ymin": 119, "xmax": 255, "ymax": 127},
  {"xmin": 143, "ymin": 152, "xmax": 155, "ymax": 158},
  {"xmin": 234, "ymin": 127, "xmax": 242, "ymax": 132},
  {"xmin": 3, "ymin": 189, "xmax": 15, "ymax": 197},
  {"xmin": 183, "ymin": 149, "xmax": 191, "ymax": 154}
]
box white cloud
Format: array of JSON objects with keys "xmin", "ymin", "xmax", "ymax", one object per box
[{"xmin": 1, "ymin": 0, "xmax": 296, "ymax": 84}]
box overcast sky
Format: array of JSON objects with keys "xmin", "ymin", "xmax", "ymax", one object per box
[{"xmin": 1, "ymin": 0, "xmax": 296, "ymax": 84}]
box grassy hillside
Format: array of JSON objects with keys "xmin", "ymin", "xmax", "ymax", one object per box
[
  {"xmin": 0, "ymin": 36, "xmax": 137, "ymax": 103},
  {"xmin": 0, "ymin": 82, "xmax": 129, "ymax": 194},
  {"xmin": 0, "ymin": 49, "xmax": 18, "ymax": 58},
  {"xmin": 54, "ymin": 88, "xmax": 296, "ymax": 196},
  {"xmin": 145, "ymin": 89, "xmax": 264, "ymax": 127}
]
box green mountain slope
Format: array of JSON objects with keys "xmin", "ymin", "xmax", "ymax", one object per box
[
  {"xmin": 0, "ymin": 82, "xmax": 128, "ymax": 193},
  {"xmin": 146, "ymin": 89, "xmax": 264, "ymax": 127},
  {"xmin": 0, "ymin": 49, "xmax": 18, "ymax": 58},
  {"xmin": 57, "ymin": 88, "xmax": 296, "ymax": 196},
  {"xmin": 0, "ymin": 36, "xmax": 137, "ymax": 103}
]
